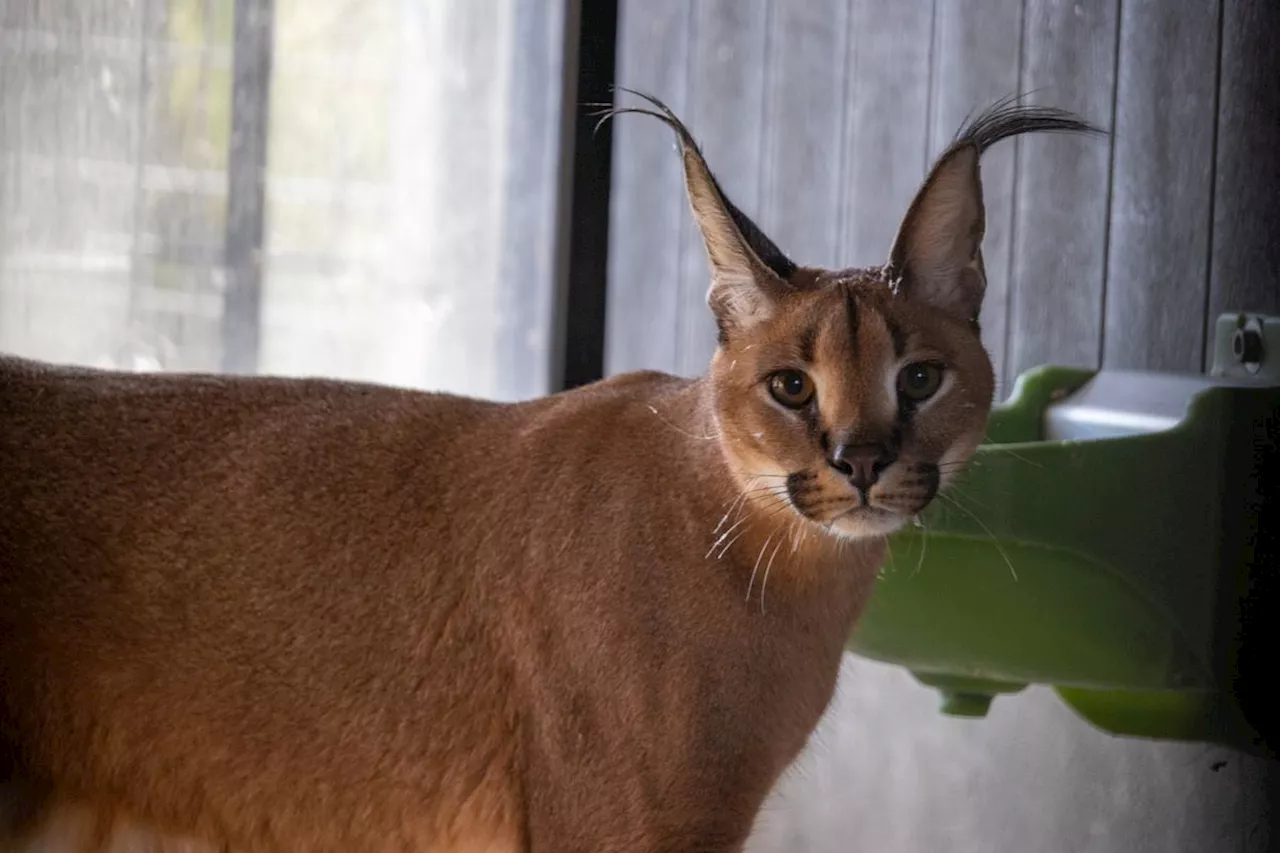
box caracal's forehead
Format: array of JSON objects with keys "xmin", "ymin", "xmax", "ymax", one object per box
[{"xmin": 722, "ymin": 265, "xmax": 977, "ymax": 374}]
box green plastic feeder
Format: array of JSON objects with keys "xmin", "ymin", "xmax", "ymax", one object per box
[{"xmin": 848, "ymin": 313, "xmax": 1279, "ymax": 757}]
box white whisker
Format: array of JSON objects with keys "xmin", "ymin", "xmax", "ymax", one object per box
[
  {"xmin": 715, "ymin": 475, "xmax": 768, "ymax": 535},
  {"xmin": 707, "ymin": 513, "xmax": 751, "ymax": 560},
  {"xmin": 646, "ymin": 404, "xmax": 720, "ymax": 441},
  {"xmin": 716, "ymin": 524, "xmax": 753, "ymax": 560},
  {"xmin": 746, "ymin": 532, "xmax": 777, "ymax": 603},
  {"xmin": 909, "ymin": 516, "xmax": 928, "ymax": 579},
  {"xmin": 944, "ymin": 480, "xmax": 990, "ymax": 512},
  {"xmin": 937, "ymin": 492, "xmax": 1018, "ymax": 581},
  {"xmin": 759, "ymin": 536, "xmax": 785, "ymax": 615},
  {"xmin": 714, "ymin": 477, "xmax": 757, "ymax": 536}
]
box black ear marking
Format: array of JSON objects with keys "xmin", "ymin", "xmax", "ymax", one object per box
[{"xmin": 842, "ymin": 282, "xmax": 859, "ymax": 353}]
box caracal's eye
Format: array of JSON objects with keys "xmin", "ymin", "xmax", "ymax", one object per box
[
  {"xmin": 767, "ymin": 370, "xmax": 816, "ymax": 409},
  {"xmin": 897, "ymin": 362, "xmax": 944, "ymax": 402}
]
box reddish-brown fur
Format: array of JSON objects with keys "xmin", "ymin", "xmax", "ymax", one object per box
[{"xmin": 0, "ymin": 93, "xmax": 1095, "ymax": 852}]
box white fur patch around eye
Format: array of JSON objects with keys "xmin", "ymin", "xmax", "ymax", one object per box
[
  {"xmin": 809, "ymin": 365, "xmax": 840, "ymax": 415},
  {"xmin": 882, "ymin": 363, "xmax": 900, "ymax": 406}
]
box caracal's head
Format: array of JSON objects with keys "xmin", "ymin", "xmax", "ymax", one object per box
[{"xmin": 609, "ymin": 91, "xmax": 1099, "ymax": 540}]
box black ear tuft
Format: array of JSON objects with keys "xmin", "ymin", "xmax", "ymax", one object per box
[
  {"xmin": 590, "ymin": 88, "xmax": 797, "ymax": 281},
  {"xmin": 950, "ymin": 93, "xmax": 1106, "ymax": 154}
]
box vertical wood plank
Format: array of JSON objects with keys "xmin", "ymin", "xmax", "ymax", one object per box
[
  {"xmin": 1207, "ymin": 0, "xmax": 1280, "ymax": 351},
  {"xmin": 1007, "ymin": 0, "xmax": 1118, "ymax": 379},
  {"xmin": 1103, "ymin": 0, "xmax": 1220, "ymax": 372},
  {"xmin": 929, "ymin": 0, "xmax": 1023, "ymax": 394},
  {"xmin": 673, "ymin": 0, "xmax": 771, "ymax": 377},
  {"xmin": 759, "ymin": 0, "xmax": 849, "ymax": 270},
  {"xmin": 604, "ymin": 0, "xmax": 690, "ymax": 377},
  {"xmin": 840, "ymin": 0, "xmax": 935, "ymax": 269}
]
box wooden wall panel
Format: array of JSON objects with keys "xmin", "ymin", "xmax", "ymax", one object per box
[
  {"xmin": 840, "ymin": 0, "xmax": 935, "ymax": 267},
  {"xmin": 1207, "ymin": 0, "xmax": 1280, "ymax": 353},
  {"xmin": 673, "ymin": 0, "xmax": 772, "ymax": 377},
  {"xmin": 1103, "ymin": 0, "xmax": 1220, "ymax": 372},
  {"xmin": 603, "ymin": 0, "xmax": 690, "ymax": 376},
  {"xmin": 1006, "ymin": 0, "xmax": 1118, "ymax": 379},
  {"xmin": 759, "ymin": 0, "xmax": 849, "ymax": 270}
]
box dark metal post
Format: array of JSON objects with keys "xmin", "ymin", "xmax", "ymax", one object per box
[{"xmin": 555, "ymin": 0, "xmax": 618, "ymax": 391}]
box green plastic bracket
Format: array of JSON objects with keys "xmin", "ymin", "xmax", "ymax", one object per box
[
  {"xmin": 912, "ymin": 673, "xmax": 1027, "ymax": 717},
  {"xmin": 848, "ymin": 312, "xmax": 1278, "ymax": 758}
]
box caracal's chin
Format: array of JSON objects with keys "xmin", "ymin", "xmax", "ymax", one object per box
[{"xmin": 823, "ymin": 505, "xmax": 913, "ymax": 540}]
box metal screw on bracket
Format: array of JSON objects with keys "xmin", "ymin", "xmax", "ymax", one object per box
[
  {"xmin": 1211, "ymin": 313, "xmax": 1276, "ymax": 381},
  {"xmin": 1232, "ymin": 321, "xmax": 1265, "ymax": 375}
]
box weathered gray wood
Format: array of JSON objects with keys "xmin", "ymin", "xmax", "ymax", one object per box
[
  {"xmin": 672, "ymin": 0, "xmax": 771, "ymax": 377},
  {"xmin": 1207, "ymin": 0, "xmax": 1280, "ymax": 355},
  {"xmin": 1007, "ymin": 0, "xmax": 1118, "ymax": 379},
  {"xmin": 840, "ymin": 0, "xmax": 934, "ymax": 268},
  {"xmin": 1103, "ymin": 0, "xmax": 1220, "ymax": 372},
  {"xmin": 759, "ymin": 0, "xmax": 849, "ymax": 269},
  {"xmin": 928, "ymin": 0, "xmax": 1024, "ymax": 395},
  {"xmin": 604, "ymin": 0, "xmax": 691, "ymax": 377}
]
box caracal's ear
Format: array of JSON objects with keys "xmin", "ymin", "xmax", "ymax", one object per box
[
  {"xmin": 886, "ymin": 96, "xmax": 1104, "ymax": 325},
  {"xmin": 598, "ymin": 88, "xmax": 797, "ymax": 341}
]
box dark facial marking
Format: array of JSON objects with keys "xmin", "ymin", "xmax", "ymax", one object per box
[
  {"xmin": 798, "ymin": 322, "xmax": 819, "ymax": 364},
  {"xmin": 888, "ymin": 420, "xmax": 906, "ymax": 457},
  {"xmin": 916, "ymin": 463, "xmax": 941, "ymax": 490},
  {"xmin": 886, "ymin": 463, "xmax": 941, "ymax": 511},
  {"xmin": 800, "ymin": 401, "xmax": 821, "ymax": 438},
  {"xmin": 842, "ymin": 282, "xmax": 859, "ymax": 354},
  {"xmin": 802, "ymin": 495, "xmax": 856, "ymax": 516},
  {"xmin": 884, "ymin": 315, "xmax": 907, "ymax": 359},
  {"xmin": 785, "ymin": 470, "xmax": 818, "ymax": 506}
]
